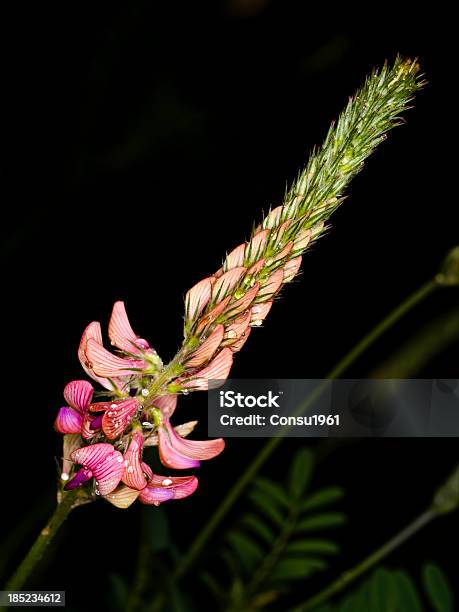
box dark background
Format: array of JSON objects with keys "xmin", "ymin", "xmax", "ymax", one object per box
[{"xmin": 1, "ymin": 2, "xmax": 458, "ymax": 610}]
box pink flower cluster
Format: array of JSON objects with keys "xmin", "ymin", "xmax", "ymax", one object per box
[{"xmin": 55, "ymin": 302, "xmax": 225, "ymax": 508}]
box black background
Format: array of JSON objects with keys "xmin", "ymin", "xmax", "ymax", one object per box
[{"xmin": 1, "ymin": 2, "xmax": 458, "ymax": 610}]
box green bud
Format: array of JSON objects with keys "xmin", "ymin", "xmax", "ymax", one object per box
[{"xmin": 436, "ymin": 245, "xmax": 459, "ymax": 286}]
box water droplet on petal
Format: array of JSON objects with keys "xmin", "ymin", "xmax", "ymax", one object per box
[
  {"xmin": 116, "ymin": 456, "xmax": 123, "ymax": 463},
  {"xmin": 61, "ymin": 473, "xmax": 69, "ymax": 481},
  {"xmin": 141, "ymin": 389, "xmax": 149, "ymax": 397},
  {"xmin": 127, "ymin": 466, "xmax": 134, "ymax": 473},
  {"xmin": 95, "ymin": 489, "xmax": 100, "ymax": 495},
  {"xmin": 182, "ymin": 389, "xmax": 189, "ymax": 395},
  {"xmin": 162, "ymin": 478, "xmax": 173, "ymax": 486}
]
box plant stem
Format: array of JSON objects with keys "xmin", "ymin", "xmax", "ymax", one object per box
[
  {"xmin": 174, "ymin": 279, "xmax": 437, "ymax": 579},
  {"xmin": 2, "ymin": 489, "xmax": 82, "ymax": 598},
  {"xmin": 295, "ymin": 508, "xmax": 437, "ymax": 611}
]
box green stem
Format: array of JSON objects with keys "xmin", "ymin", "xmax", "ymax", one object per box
[
  {"xmin": 174, "ymin": 279, "xmax": 437, "ymax": 579},
  {"xmin": 295, "ymin": 508, "xmax": 437, "ymax": 611},
  {"xmin": 2, "ymin": 489, "xmax": 84, "ymax": 597}
]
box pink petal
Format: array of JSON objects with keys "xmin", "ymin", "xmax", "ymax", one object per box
[
  {"xmin": 293, "ymin": 228, "xmax": 312, "ymax": 252},
  {"xmin": 181, "ymin": 348, "xmax": 233, "ymax": 391},
  {"xmin": 245, "ymin": 229, "xmax": 269, "ymax": 263},
  {"xmin": 267, "ymin": 241, "xmax": 293, "ymax": 265},
  {"xmin": 185, "ymin": 277, "xmax": 213, "ymax": 323},
  {"xmin": 81, "ymin": 411, "xmax": 98, "ymax": 439},
  {"xmin": 102, "ymin": 398, "xmax": 139, "ymax": 440},
  {"xmin": 78, "ymin": 322, "xmax": 114, "ymax": 391},
  {"xmin": 122, "ymin": 430, "xmax": 147, "ymax": 490},
  {"xmin": 104, "ymin": 485, "xmax": 140, "ymax": 509},
  {"xmin": 223, "ymin": 283, "xmax": 259, "ymax": 319},
  {"xmin": 185, "ymin": 324, "xmax": 224, "ymax": 368},
  {"xmin": 283, "ymin": 255, "xmax": 302, "ymax": 282},
  {"xmin": 223, "ymin": 243, "xmax": 245, "ymax": 271},
  {"xmin": 230, "ymin": 326, "xmax": 251, "ymax": 352},
  {"xmin": 139, "ymin": 475, "xmax": 198, "ymax": 505},
  {"xmin": 222, "ymin": 310, "xmax": 251, "ymax": 346},
  {"xmin": 211, "ymin": 268, "xmax": 245, "ymax": 303},
  {"xmin": 255, "ymin": 269, "xmax": 284, "ymax": 302},
  {"xmin": 109, "ymin": 301, "xmax": 149, "ymax": 354},
  {"xmin": 85, "ymin": 338, "xmax": 144, "ymax": 377},
  {"xmin": 250, "ymin": 301, "xmax": 273, "ymax": 326},
  {"xmin": 150, "ymin": 394, "xmax": 178, "ymax": 418},
  {"xmin": 63, "ymin": 380, "xmax": 93, "ymax": 413},
  {"xmin": 55, "ymin": 406, "xmax": 83, "ymax": 434},
  {"xmin": 195, "ymin": 296, "xmax": 231, "ymax": 334},
  {"xmin": 141, "ymin": 462, "xmax": 154, "ymax": 481},
  {"xmin": 160, "ymin": 420, "xmax": 225, "ymax": 462},
  {"xmin": 247, "ymin": 258, "xmax": 265, "ymax": 276},
  {"xmin": 263, "ymin": 205, "xmax": 283, "ymax": 229},
  {"xmin": 71, "ymin": 443, "xmax": 124, "ymax": 496},
  {"xmin": 158, "ymin": 427, "xmax": 200, "ymax": 469},
  {"xmin": 272, "ymin": 219, "xmax": 292, "ymax": 245}
]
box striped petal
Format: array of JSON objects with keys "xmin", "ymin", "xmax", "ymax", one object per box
[
  {"xmin": 211, "ymin": 268, "xmax": 245, "ymax": 303},
  {"xmin": 222, "ymin": 310, "xmax": 251, "ymax": 346},
  {"xmin": 223, "ymin": 243, "xmax": 245, "ymax": 271},
  {"xmin": 159, "ymin": 420, "xmax": 224, "ymax": 467},
  {"xmin": 102, "ymin": 398, "xmax": 139, "ymax": 440},
  {"xmin": 223, "ymin": 283, "xmax": 259, "ymax": 319},
  {"xmin": 81, "ymin": 411, "xmax": 98, "ymax": 439},
  {"xmin": 109, "ymin": 301, "xmax": 150, "ymax": 353},
  {"xmin": 104, "ymin": 485, "xmax": 140, "ymax": 509},
  {"xmin": 85, "ymin": 338, "xmax": 144, "ymax": 377},
  {"xmin": 267, "ymin": 241, "xmax": 293, "ymax": 265},
  {"xmin": 122, "ymin": 430, "xmax": 147, "ymax": 490},
  {"xmin": 158, "ymin": 426, "xmax": 200, "ymax": 469},
  {"xmin": 250, "ymin": 301, "xmax": 273, "ymax": 326},
  {"xmin": 230, "ymin": 326, "xmax": 251, "ymax": 352},
  {"xmin": 139, "ymin": 475, "xmax": 198, "ymax": 505},
  {"xmin": 71, "ymin": 443, "xmax": 124, "ymax": 495},
  {"xmin": 55, "ymin": 406, "xmax": 83, "ymax": 434},
  {"xmin": 78, "ymin": 322, "xmax": 115, "ymax": 391},
  {"xmin": 195, "ymin": 296, "xmax": 231, "ymax": 334},
  {"xmin": 185, "ymin": 277, "xmax": 213, "ymax": 323},
  {"xmin": 293, "ymin": 229, "xmax": 312, "ymax": 252},
  {"xmin": 245, "ymin": 229, "xmax": 269, "ymax": 263},
  {"xmin": 255, "ymin": 269, "xmax": 284, "ymax": 302},
  {"xmin": 63, "ymin": 380, "xmax": 93, "ymax": 413},
  {"xmin": 283, "ymin": 255, "xmax": 302, "ymax": 282},
  {"xmin": 262, "ymin": 205, "xmax": 283, "ymax": 229},
  {"xmin": 181, "ymin": 348, "xmax": 233, "ymax": 391},
  {"xmin": 184, "ymin": 324, "xmax": 224, "ymax": 368}
]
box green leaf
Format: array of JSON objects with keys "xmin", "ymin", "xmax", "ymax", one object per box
[
  {"xmin": 241, "ymin": 513, "xmax": 275, "ymax": 546},
  {"xmin": 393, "ymin": 571, "xmax": 423, "ymax": 612},
  {"xmin": 369, "ymin": 568, "xmax": 397, "ymax": 612},
  {"xmin": 285, "ymin": 538, "xmax": 339, "ymax": 556},
  {"xmin": 248, "ymin": 490, "xmax": 284, "ymax": 526},
  {"xmin": 271, "ymin": 557, "xmax": 327, "ymax": 581},
  {"xmin": 422, "ymin": 563, "xmax": 454, "ymax": 612},
  {"xmin": 288, "ymin": 447, "xmax": 314, "ymax": 498},
  {"xmin": 254, "ymin": 476, "xmax": 290, "ymax": 507},
  {"xmin": 226, "ymin": 531, "xmax": 264, "ymax": 573},
  {"xmin": 297, "ymin": 512, "xmax": 347, "ymax": 532},
  {"xmin": 301, "ymin": 487, "xmax": 344, "ymax": 513},
  {"xmin": 106, "ymin": 574, "xmax": 128, "ymax": 612}
]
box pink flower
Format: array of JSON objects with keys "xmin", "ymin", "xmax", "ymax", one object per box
[
  {"xmin": 66, "ymin": 443, "xmax": 125, "ymax": 496},
  {"xmin": 158, "ymin": 418, "xmax": 224, "ymax": 470},
  {"xmin": 54, "ymin": 380, "xmax": 93, "ymax": 434},
  {"xmin": 78, "ymin": 302, "xmax": 159, "ymax": 384},
  {"xmin": 121, "ymin": 429, "xmax": 147, "ymax": 490}
]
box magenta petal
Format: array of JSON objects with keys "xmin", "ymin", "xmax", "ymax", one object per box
[
  {"xmin": 71, "ymin": 443, "xmax": 124, "ymax": 495},
  {"xmin": 89, "ymin": 414, "xmax": 104, "ymax": 430},
  {"xmin": 55, "ymin": 406, "xmax": 83, "ymax": 434},
  {"xmin": 159, "ymin": 420, "xmax": 224, "ymax": 467},
  {"xmin": 65, "ymin": 467, "xmax": 92, "ymax": 490},
  {"xmin": 63, "ymin": 380, "xmax": 93, "ymax": 413},
  {"xmin": 139, "ymin": 475, "xmax": 198, "ymax": 505},
  {"xmin": 78, "ymin": 322, "xmax": 115, "ymax": 390},
  {"xmin": 122, "ymin": 430, "xmax": 147, "ymax": 490},
  {"xmin": 158, "ymin": 421, "xmax": 200, "ymax": 469},
  {"xmin": 102, "ymin": 398, "xmax": 139, "ymax": 440}
]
